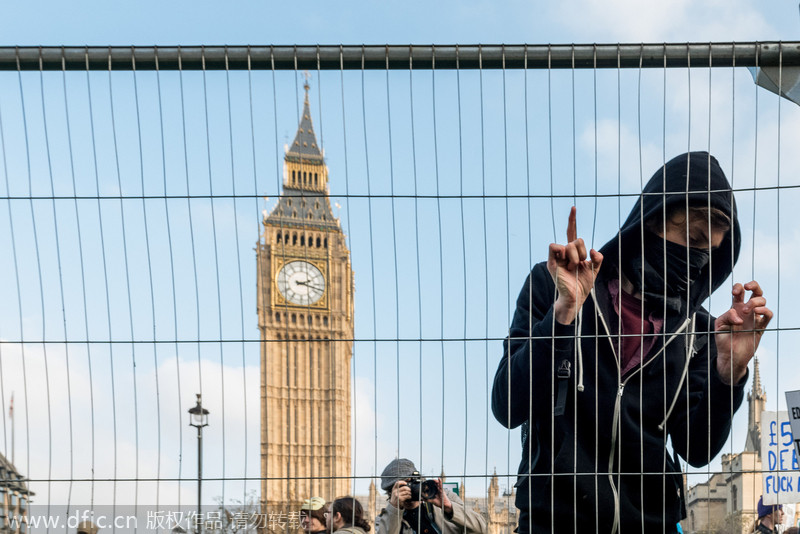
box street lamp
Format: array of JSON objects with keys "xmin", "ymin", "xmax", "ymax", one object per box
[{"xmin": 188, "ymin": 394, "xmax": 210, "ymax": 533}]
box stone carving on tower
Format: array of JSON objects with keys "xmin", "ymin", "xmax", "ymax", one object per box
[{"xmin": 258, "ymin": 81, "xmax": 354, "ymax": 514}]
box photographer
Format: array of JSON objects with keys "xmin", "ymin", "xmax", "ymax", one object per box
[{"xmin": 374, "ymin": 459, "xmax": 486, "ymax": 534}]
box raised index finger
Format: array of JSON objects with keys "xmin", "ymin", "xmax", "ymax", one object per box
[{"xmin": 567, "ymin": 206, "xmax": 577, "ymax": 243}]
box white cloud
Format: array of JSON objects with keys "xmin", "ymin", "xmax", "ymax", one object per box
[
  {"xmin": 0, "ymin": 343, "xmax": 260, "ymax": 507},
  {"xmin": 551, "ymin": 0, "xmax": 774, "ymax": 42},
  {"xmin": 579, "ymin": 117, "xmax": 666, "ymax": 195},
  {"xmin": 734, "ymin": 226, "xmax": 800, "ymax": 284}
]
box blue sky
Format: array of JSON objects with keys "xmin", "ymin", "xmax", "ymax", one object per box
[
  {"xmin": 0, "ymin": 0, "xmax": 799, "ymax": 518},
  {"xmin": 0, "ymin": 0, "xmax": 797, "ymax": 46}
]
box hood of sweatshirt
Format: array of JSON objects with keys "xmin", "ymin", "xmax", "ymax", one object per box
[{"xmin": 599, "ymin": 151, "xmax": 741, "ymax": 316}]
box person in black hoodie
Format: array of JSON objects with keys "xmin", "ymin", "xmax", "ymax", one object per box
[{"xmin": 492, "ymin": 152, "xmax": 773, "ymax": 533}]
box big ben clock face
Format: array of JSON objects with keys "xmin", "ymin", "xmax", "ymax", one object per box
[{"xmin": 276, "ymin": 260, "xmax": 326, "ymax": 306}]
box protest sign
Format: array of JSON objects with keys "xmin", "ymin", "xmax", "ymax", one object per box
[
  {"xmin": 761, "ymin": 410, "xmax": 800, "ymax": 505},
  {"xmin": 786, "ymin": 390, "xmax": 800, "ymax": 462}
]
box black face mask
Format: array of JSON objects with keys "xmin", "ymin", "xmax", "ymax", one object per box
[{"xmin": 622, "ymin": 230, "xmax": 710, "ymax": 312}]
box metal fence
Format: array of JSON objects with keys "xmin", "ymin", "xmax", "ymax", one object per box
[{"xmin": 0, "ymin": 42, "xmax": 798, "ymax": 533}]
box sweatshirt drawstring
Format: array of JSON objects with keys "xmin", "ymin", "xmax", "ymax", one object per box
[
  {"xmin": 590, "ymin": 287, "xmax": 617, "ymax": 359},
  {"xmin": 575, "ymin": 260, "xmax": 619, "ymax": 394},
  {"xmin": 576, "ymin": 305, "xmax": 585, "ymax": 392},
  {"xmin": 579, "ymin": 289, "xmax": 695, "ymax": 431},
  {"xmin": 657, "ymin": 314, "xmax": 696, "ymax": 431},
  {"xmin": 577, "ymin": 288, "xmax": 616, "ymax": 394}
]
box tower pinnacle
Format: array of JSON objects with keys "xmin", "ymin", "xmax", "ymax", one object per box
[
  {"xmin": 752, "ymin": 355, "xmax": 763, "ymax": 397},
  {"xmin": 744, "ymin": 356, "xmax": 766, "ymax": 454},
  {"xmin": 287, "ymin": 78, "xmax": 322, "ymax": 161}
]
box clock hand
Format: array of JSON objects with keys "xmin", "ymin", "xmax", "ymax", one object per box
[
  {"xmin": 297, "ymin": 280, "xmax": 322, "ymax": 291},
  {"xmin": 296, "ymin": 280, "xmax": 324, "ymax": 291}
]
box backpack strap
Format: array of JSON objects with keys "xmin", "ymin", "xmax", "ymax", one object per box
[{"xmin": 554, "ymin": 359, "xmax": 571, "ymax": 416}]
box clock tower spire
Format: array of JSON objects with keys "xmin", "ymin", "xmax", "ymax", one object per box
[{"xmin": 258, "ymin": 81, "xmax": 354, "ymax": 512}]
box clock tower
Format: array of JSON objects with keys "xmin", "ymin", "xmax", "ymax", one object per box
[{"xmin": 258, "ymin": 82, "xmax": 354, "ymax": 513}]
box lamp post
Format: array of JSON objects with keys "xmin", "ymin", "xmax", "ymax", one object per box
[{"xmin": 188, "ymin": 394, "xmax": 209, "ymax": 533}]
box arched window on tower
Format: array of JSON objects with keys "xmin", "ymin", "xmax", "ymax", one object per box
[
  {"xmin": 292, "ymin": 170, "xmax": 296, "ymax": 184},
  {"xmin": 276, "ymin": 233, "xmax": 282, "ymax": 244},
  {"xmin": 291, "ymin": 314, "xmax": 297, "ymax": 324},
  {"xmin": 314, "ymin": 173, "xmax": 318, "ymax": 186},
  {"xmin": 324, "ymin": 238, "xmax": 328, "ymax": 248},
  {"xmin": 275, "ymin": 312, "xmax": 281, "ymax": 323},
  {"xmin": 316, "ymin": 237, "xmax": 321, "ymax": 248},
  {"xmin": 293, "ymin": 233, "xmax": 298, "ymax": 245},
  {"xmin": 300, "ymin": 235, "xmax": 305, "ymax": 246}
]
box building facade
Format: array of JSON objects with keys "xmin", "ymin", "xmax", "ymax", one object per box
[
  {"xmin": 468, "ymin": 470, "xmax": 518, "ymax": 534},
  {"xmin": 258, "ymin": 83, "xmax": 354, "ymax": 513},
  {"xmin": 0, "ymin": 453, "xmax": 31, "ymax": 534}
]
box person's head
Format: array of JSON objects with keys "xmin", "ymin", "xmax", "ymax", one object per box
[
  {"xmin": 615, "ymin": 152, "xmax": 740, "ymax": 312},
  {"xmin": 326, "ymin": 496, "xmax": 371, "ymax": 533},
  {"xmin": 77, "ymin": 521, "xmax": 99, "ymax": 534},
  {"xmin": 300, "ymin": 497, "xmax": 328, "ymax": 533},
  {"xmin": 758, "ymin": 496, "xmax": 785, "ymax": 528},
  {"xmin": 380, "ymin": 458, "xmax": 417, "ymax": 495},
  {"xmin": 380, "ymin": 458, "xmax": 423, "ymax": 509},
  {"xmin": 646, "ymin": 204, "xmax": 731, "ymax": 251}
]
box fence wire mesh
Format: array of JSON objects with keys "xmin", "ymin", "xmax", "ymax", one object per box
[{"xmin": 0, "ymin": 43, "xmax": 798, "ymax": 534}]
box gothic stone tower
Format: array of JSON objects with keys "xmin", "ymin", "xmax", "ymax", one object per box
[
  {"xmin": 744, "ymin": 356, "xmax": 766, "ymax": 455},
  {"xmin": 258, "ymin": 83, "xmax": 354, "ymax": 513}
]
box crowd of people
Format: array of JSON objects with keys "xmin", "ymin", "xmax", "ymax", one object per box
[{"xmin": 298, "ymin": 459, "xmax": 487, "ymax": 534}]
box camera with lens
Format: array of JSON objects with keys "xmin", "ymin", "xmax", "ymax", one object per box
[{"xmin": 406, "ymin": 471, "xmax": 439, "ymax": 501}]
